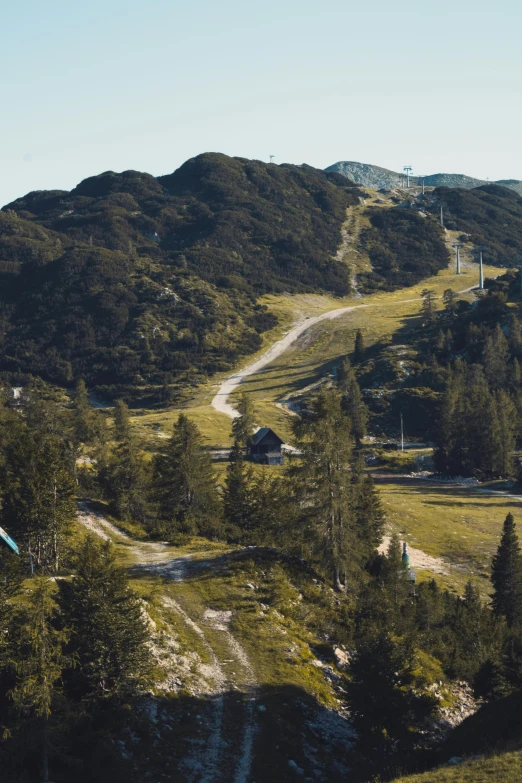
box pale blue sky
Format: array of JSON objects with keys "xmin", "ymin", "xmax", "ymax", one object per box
[{"xmin": 1, "ymin": 0, "xmax": 520, "ymax": 207}]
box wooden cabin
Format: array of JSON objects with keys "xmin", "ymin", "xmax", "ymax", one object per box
[{"xmin": 249, "ymin": 428, "xmax": 284, "ymax": 465}]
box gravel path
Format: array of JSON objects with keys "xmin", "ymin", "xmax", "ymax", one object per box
[
  {"xmin": 210, "ymin": 305, "xmax": 369, "ymax": 418},
  {"xmin": 210, "ymin": 282, "xmax": 484, "ymax": 420}
]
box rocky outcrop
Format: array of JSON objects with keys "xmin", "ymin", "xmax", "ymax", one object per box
[{"xmin": 326, "ymin": 161, "xmax": 522, "ymax": 196}]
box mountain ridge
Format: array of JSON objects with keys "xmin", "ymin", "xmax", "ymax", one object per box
[{"xmin": 326, "ymin": 160, "xmax": 522, "ymax": 195}]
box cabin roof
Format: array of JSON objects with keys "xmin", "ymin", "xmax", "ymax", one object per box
[{"xmin": 251, "ymin": 427, "xmax": 284, "ymax": 446}]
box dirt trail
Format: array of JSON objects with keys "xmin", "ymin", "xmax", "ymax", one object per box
[
  {"xmin": 77, "ymin": 502, "xmax": 257, "ymax": 783},
  {"xmin": 211, "ymin": 282, "xmax": 482, "ymax": 420},
  {"xmin": 211, "ymin": 304, "xmax": 369, "ymax": 418}
]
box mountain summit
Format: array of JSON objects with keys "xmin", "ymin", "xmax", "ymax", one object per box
[{"xmin": 325, "ymin": 160, "xmax": 522, "ymax": 195}]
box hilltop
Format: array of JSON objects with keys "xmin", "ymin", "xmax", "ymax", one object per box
[
  {"xmin": 0, "ymin": 153, "xmax": 450, "ymax": 400},
  {"xmin": 326, "ymin": 160, "xmax": 522, "ymax": 195}
]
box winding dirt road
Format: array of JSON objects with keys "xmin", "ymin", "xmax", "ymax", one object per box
[
  {"xmin": 210, "ymin": 280, "xmax": 485, "ymax": 420},
  {"xmin": 210, "ymin": 304, "xmax": 369, "ymax": 418}
]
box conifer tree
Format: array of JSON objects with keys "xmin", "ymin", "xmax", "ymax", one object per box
[
  {"xmin": 290, "ymin": 389, "xmax": 359, "ymax": 590},
  {"xmin": 11, "ymin": 578, "xmax": 70, "ymax": 782},
  {"xmin": 421, "ymin": 288, "xmax": 436, "ymax": 325},
  {"xmin": 349, "ymin": 628, "xmax": 436, "ymax": 759},
  {"xmin": 153, "ymin": 414, "xmax": 220, "ymax": 537},
  {"xmin": 231, "ymin": 392, "xmax": 256, "ymax": 448},
  {"xmin": 337, "ymin": 357, "xmax": 368, "ymax": 445},
  {"xmin": 59, "ymin": 536, "xmax": 152, "ymax": 703},
  {"xmin": 483, "ymin": 324, "xmax": 510, "ymax": 389},
  {"xmin": 113, "ymin": 400, "xmax": 131, "ymax": 442},
  {"xmin": 72, "ymin": 379, "xmax": 96, "ymax": 444},
  {"xmin": 353, "ymin": 329, "xmax": 365, "ymax": 364},
  {"xmin": 381, "ymin": 533, "xmax": 410, "ymax": 608},
  {"xmin": 491, "ymin": 513, "xmax": 522, "ymax": 627},
  {"xmin": 2, "ymin": 428, "xmax": 76, "ymax": 571},
  {"xmin": 107, "ymin": 433, "xmax": 150, "ymax": 525},
  {"xmin": 223, "ymin": 441, "xmax": 253, "ymax": 540},
  {"xmin": 442, "ymin": 288, "xmax": 458, "ymax": 319}
]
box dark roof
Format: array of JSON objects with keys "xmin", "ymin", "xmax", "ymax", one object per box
[{"xmin": 251, "ymin": 427, "xmax": 284, "ymax": 446}]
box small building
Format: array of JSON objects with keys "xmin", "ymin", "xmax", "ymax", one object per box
[{"xmin": 249, "ymin": 428, "xmax": 285, "ymax": 465}]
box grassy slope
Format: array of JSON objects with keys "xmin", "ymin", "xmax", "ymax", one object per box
[
  {"xmin": 134, "ymin": 255, "xmax": 504, "ymax": 447},
  {"xmin": 391, "ymin": 750, "xmax": 522, "ymax": 783},
  {"xmin": 377, "ymin": 480, "xmax": 521, "ymax": 595}
]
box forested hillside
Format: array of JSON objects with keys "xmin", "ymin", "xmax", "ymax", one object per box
[
  {"xmin": 429, "ymin": 184, "xmax": 522, "ymax": 266},
  {"xmin": 359, "ymin": 272, "xmax": 522, "ymax": 479},
  {"xmin": 0, "ymin": 155, "xmax": 362, "ymax": 397}
]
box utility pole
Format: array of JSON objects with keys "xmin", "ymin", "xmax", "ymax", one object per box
[
  {"xmin": 403, "ymin": 166, "xmax": 412, "ymax": 188},
  {"xmin": 452, "ymin": 242, "xmax": 462, "ymax": 275}
]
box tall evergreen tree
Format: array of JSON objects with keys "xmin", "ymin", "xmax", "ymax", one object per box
[
  {"xmin": 289, "ymin": 389, "xmax": 360, "ymax": 590},
  {"xmin": 353, "ymin": 329, "xmax": 365, "ymax": 364},
  {"xmin": 337, "ymin": 357, "xmax": 368, "ymax": 446},
  {"xmin": 107, "ymin": 433, "xmax": 150, "ymax": 525},
  {"xmin": 11, "ymin": 578, "xmax": 70, "ymax": 783},
  {"xmin": 421, "ymin": 288, "xmax": 437, "ymax": 325},
  {"xmin": 223, "ymin": 441, "xmax": 253, "ymax": 540},
  {"xmin": 2, "ymin": 428, "xmax": 76, "ymax": 571},
  {"xmin": 231, "ymin": 392, "xmax": 256, "ymax": 448},
  {"xmin": 349, "ymin": 628, "xmax": 436, "ymax": 760},
  {"xmin": 59, "ymin": 536, "xmax": 152, "ymax": 703},
  {"xmin": 491, "ymin": 513, "xmax": 522, "ymax": 627},
  {"xmin": 153, "ymin": 414, "xmax": 220, "ymax": 537},
  {"xmin": 113, "ymin": 400, "xmax": 131, "ymax": 442}
]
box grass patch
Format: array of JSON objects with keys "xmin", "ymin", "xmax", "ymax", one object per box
[
  {"xmin": 390, "ymin": 749, "xmax": 522, "ymax": 783},
  {"xmin": 378, "ymin": 480, "xmax": 518, "ymax": 594}
]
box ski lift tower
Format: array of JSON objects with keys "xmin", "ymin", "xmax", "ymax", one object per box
[
  {"xmin": 452, "ymin": 241, "xmax": 462, "ymax": 275},
  {"xmin": 476, "ymin": 246, "xmax": 487, "ymax": 289},
  {"xmin": 403, "ymin": 166, "xmax": 412, "ymax": 188}
]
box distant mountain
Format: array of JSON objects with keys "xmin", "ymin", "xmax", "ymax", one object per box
[{"xmin": 325, "ymin": 161, "xmax": 522, "ymax": 196}]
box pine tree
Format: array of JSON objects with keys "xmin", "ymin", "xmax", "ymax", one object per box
[
  {"xmin": 337, "ymin": 357, "xmax": 368, "ymax": 445},
  {"xmin": 421, "ymin": 288, "xmax": 436, "ymax": 325},
  {"xmin": 349, "ymin": 628, "xmax": 436, "ymax": 759},
  {"xmin": 153, "ymin": 414, "xmax": 220, "ymax": 537},
  {"xmin": 223, "ymin": 442, "xmax": 253, "ymax": 541},
  {"xmin": 59, "ymin": 536, "xmax": 152, "ymax": 703},
  {"xmin": 449, "ymin": 581, "xmax": 501, "ymax": 680},
  {"xmin": 11, "ymin": 578, "xmax": 70, "ymax": 782},
  {"xmin": 381, "ymin": 533, "xmax": 410, "ymax": 608},
  {"xmin": 107, "ymin": 433, "xmax": 150, "ymax": 525},
  {"xmin": 442, "ymin": 288, "xmax": 458, "ymax": 318},
  {"xmin": 491, "ymin": 513, "xmax": 522, "ymax": 627},
  {"xmin": 113, "ymin": 400, "xmax": 131, "ymax": 442},
  {"xmin": 483, "ymin": 324, "xmax": 510, "ymax": 389},
  {"xmin": 289, "ymin": 389, "xmax": 360, "ymax": 590},
  {"xmin": 72, "ymin": 379, "xmax": 96, "ymax": 444},
  {"xmin": 353, "ymin": 329, "xmax": 365, "ymax": 364},
  {"xmin": 231, "ymin": 392, "xmax": 256, "ymax": 448},
  {"xmin": 2, "ymin": 428, "xmax": 77, "ymax": 571}
]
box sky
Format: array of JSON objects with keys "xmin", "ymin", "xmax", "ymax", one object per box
[{"xmin": 1, "ymin": 0, "xmax": 521, "ymax": 207}]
